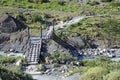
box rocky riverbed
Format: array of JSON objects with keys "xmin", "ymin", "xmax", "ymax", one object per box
[
  {"xmin": 78, "ymin": 48, "xmax": 120, "ymax": 58},
  {"xmin": 25, "ymin": 64, "xmax": 81, "ymax": 80}
]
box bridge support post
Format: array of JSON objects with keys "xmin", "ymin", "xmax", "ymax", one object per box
[{"xmin": 40, "ymin": 26, "xmax": 42, "ymax": 38}]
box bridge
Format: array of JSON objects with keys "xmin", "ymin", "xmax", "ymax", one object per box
[
  {"xmin": 26, "ymin": 26, "xmax": 55, "ymax": 64},
  {"xmin": 26, "ymin": 23, "xmax": 79, "ymax": 64}
]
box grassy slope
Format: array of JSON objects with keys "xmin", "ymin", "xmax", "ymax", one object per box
[
  {"xmin": 59, "ymin": 14, "xmax": 120, "ymax": 47},
  {"xmin": 0, "ymin": 0, "xmax": 119, "ymax": 14},
  {"xmin": 0, "ymin": 0, "xmax": 120, "ymax": 37}
]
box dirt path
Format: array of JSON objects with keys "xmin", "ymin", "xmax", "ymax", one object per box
[
  {"xmin": 54, "ymin": 16, "xmax": 94, "ymax": 30},
  {"xmin": 32, "ymin": 73, "xmax": 80, "ymax": 80}
]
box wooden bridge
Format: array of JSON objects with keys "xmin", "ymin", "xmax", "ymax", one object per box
[
  {"xmin": 26, "ymin": 26, "xmax": 54, "ymax": 64},
  {"xmin": 26, "ymin": 24, "xmax": 78, "ymax": 64}
]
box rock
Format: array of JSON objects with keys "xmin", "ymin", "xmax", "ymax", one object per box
[
  {"xmin": 60, "ymin": 60, "xmax": 66, "ymax": 64},
  {"xmin": 0, "ymin": 14, "xmax": 29, "ymax": 52},
  {"xmin": 0, "ymin": 14, "xmax": 27, "ymax": 33},
  {"xmin": 9, "ymin": 48, "xmax": 14, "ymax": 52},
  {"xmin": 51, "ymin": 68, "xmax": 57, "ymax": 72},
  {"xmin": 67, "ymin": 37, "xmax": 85, "ymax": 49},
  {"xmin": 15, "ymin": 60, "xmax": 22, "ymax": 66},
  {"xmin": 44, "ymin": 69, "xmax": 51, "ymax": 74},
  {"xmin": 61, "ymin": 70, "xmax": 65, "ymax": 73}
]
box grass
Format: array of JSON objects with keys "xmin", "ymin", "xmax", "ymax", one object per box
[
  {"xmin": 68, "ymin": 57, "xmax": 120, "ymax": 80},
  {"xmin": 0, "ymin": 0, "xmax": 120, "ymax": 36},
  {"xmin": 81, "ymin": 67, "xmax": 108, "ymax": 80},
  {"xmin": 0, "ymin": 0, "xmax": 120, "ymax": 15},
  {"xmin": 0, "ymin": 56, "xmax": 32, "ymax": 80},
  {"xmin": 59, "ymin": 14, "xmax": 120, "ymax": 47},
  {"xmin": 105, "ymin": 71, "xmax": 120, "ymax": 80},
  {"xmin": 68, "ymin": 67, "xmax": 87, "ymax": 76}
]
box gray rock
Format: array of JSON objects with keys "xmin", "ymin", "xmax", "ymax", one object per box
[
  {"xmin": 67, "ymin": 37, "xmax": 85, "ymax": 49},
  {"xmin": 0, "ymin": 14, "xmax": 29, "ymax": 52}
]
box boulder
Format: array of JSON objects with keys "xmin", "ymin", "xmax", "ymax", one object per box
[
  {"xmin": 0, "ymin": 14, "xmax": 27, "ymax": 33},
  {"xmin": 0, "ymin": 14, "xmax": 30, "ymax": 52},
  {"xmin": 67, "ymin": 37, "xmax": 85, "ymax": 49}
]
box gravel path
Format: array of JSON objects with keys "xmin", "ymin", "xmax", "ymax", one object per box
[
  {"xmin": 25, "ymin": 65, "xmax": 80, "ymax": 80},
  {"xmin": 32, "ymin": 73, "xmax": 80, "ymax": 80},
  {"xmin": 54, "ymin": 16, "xmax": 86, "ymax": 30}
]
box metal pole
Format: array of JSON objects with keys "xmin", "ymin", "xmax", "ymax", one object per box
[{"xmin": 40, "ymin": 26, "xmax": 42, "ymax": 38}]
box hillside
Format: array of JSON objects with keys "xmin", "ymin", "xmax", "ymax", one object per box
[
  {"xmin": 0, "ymin": 0, "xmax": 120, "ymax": 48},
  {"xmin": 0, "ymin": 0, "xmax": 120, "ymax": 80}
]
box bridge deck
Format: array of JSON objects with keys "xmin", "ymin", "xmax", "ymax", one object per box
[
  {"xmin": 27, "ymin": 39, "xmax": 42, "ymax": 64},
  {"xmin": 26, "ymin": 26, "xmax": 54, "ymax": 64}
]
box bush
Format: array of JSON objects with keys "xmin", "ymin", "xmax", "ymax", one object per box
[
  {"xmin": 0, "ymin": 66, "xmax": 33, "ymax": 80},
  {"xmin": 59, "ymin": 52, "xmax": 76, "ymax": 62},
  {"xmin": 110, "ymin": 2, "xmax": 120, "ymax": 7},
  {"xmin": 103, "ymin": 19, "xmax": 120, "ymax": 35},
  {"xmin": 81, "ymin": 67, "xmax": 108, "ymax": 80},
  {"xmin": 37, "ymin": 64, "xmax": 46, "ymax": 71},
  {"xmin": 32, "ymin": 14, "xmax": 43, "ymax": 23},
  {"xmin": 21, "ymin": 58, "xmax": 28, "ymax": 66},
  {"xmin": 52, "ymin": 63, "xmax": 60, "ymax": 68},
  {"xmin": 46, "ymin": 52, "xmax": 76, "ymax": 64},
  {"xmin": 16, "ymin": 13, "xmax": 26, "ymax": 22},
  {"xmin": 0, "ymin": 0, "xmax": 6, "ymax": 5},
  {"xmin": 68, "ymin": 67, "xmax": 87, "ymax": 76},
  {"xmin": 82, "ymin": 60, "xmax": 97, "ymax": 67},
  {"xmin": 105, "ymin": 71, "xmax": 120, "ymax": 80},
  {"xmin": 0, "ymin": 56, "xmax": 17, "ymax": 64}
]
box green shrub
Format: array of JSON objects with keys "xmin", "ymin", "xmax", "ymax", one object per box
[
  {"xmin": 81, "ymin": 67, "xmax": 108, "ymax": 80},
  {"xmin": 0, "ymin": 56, "xmax": 17, "ymax": 64},
  {"xmin": 82, "ymin": 60, "xmax": 97, "ymax": 67},
  {"xmin": 110, "ymin": 2, "xmax": 120, "ymax": 7},
  {"xmin": 0, "ymin": 0, "xmax": 6, "ymax": 5},
  {"xmin": 0, "ymin": 66, "xmax": 33, "ymax": 80},
  {"xmin": 46, "ymin": 52, "xmax": 76, "ymax": 64},
  {"xmin": 68, "ymin": 67, "xmax": 87, "ymax": 76},
  {"xmin": 52, "ymin": 63, "xmax": 60, "ymax": 68},
  {"xmin": 105, "ymin": 71, "xmax": 120, "ymax": 80},
  {"xmin": 103, "ymin": 18, "xmax": 120, "ymax": 35},
  {"xmin": 21, "ymin": 58, "xmax": 28, "ymax": 66},
  {"xmin": 37, "ymin": 64, "xmax": 46, "ymax": 71},
  {"xmin": 32, "ymin": 14, "xmax": 43, "ymax": 23},
  {"xmin": 16, "ymin": 13, "xmax": 26, "ymax": 22},
  {"xmin": 59, "ymin": 52, "xmax": 76, "ymax": 62}
]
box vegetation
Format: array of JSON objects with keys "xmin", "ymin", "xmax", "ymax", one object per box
[
  {"xmin": 37, "ymin": 64, "xmax": 46, "ymax": 71},
  {"xmin": 0, "ymin": 56, "xmax": 32, "ymax": 80},
  {"xmin": 52, "ymin": 63, "xmax": 60, "ymax": 68},
  {"xmin": 81, "ymin": 67, "xmax": 108, "ymax": 80},
  {"xmin": 0, "ymin": 0, "xmax": 119, "ymax": 36},
  {"xmin": 0, "ymin": 66, "xmax": 33, "ymax": 80},
  {"xmin": 0, "ymin": 0, "xmax": 120, "ymax": 79},
  {"xmin": 110, "ymin": 1, "xmax": 120, "ymax": 7},
  {"xmin": 105, "ymin": 71, "xmax": 120, "ymax": 80},
  {"xmin": 59, "ymin": 15, "xmax": 120, "ymax": 48},
  {"xmin": 45, "ymin": 52, "xmax": 76, "ymax": 64},
  {"xmin": 0, "ymin": 56, "xmax": 17, "ymax": 64},
  {"xmin": 68, "ymin": 57, "xmax": 120, "ymax": 80}
]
